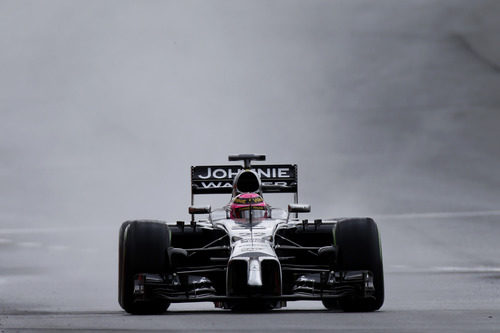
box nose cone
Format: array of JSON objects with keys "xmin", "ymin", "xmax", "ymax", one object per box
[{"xmin": 247, "ymin": 259, "xmax": 263, "ymax": 286}]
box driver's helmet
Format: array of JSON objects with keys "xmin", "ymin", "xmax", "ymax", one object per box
[{"xmin": 230, "ymin": 193, "xmax": 268, "ymax": 219}]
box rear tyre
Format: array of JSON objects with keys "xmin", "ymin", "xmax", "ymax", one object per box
[
  {"xmin": 118, "ymin": 220, "xmax": 171, "ymax": 314},
  {"xmin": 333, "ymin": 218, "xmax": 384, "ymax": 312}
]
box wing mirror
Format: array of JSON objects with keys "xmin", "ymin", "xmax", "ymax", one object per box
[
  {"xmin": 288, "ymin": 204, "xmax": 311, "ymax": 214},
  {"xmin": 287, "ymin": 204, "xmax": 311, "ymax": 222},
  {"xmin": 188, "ymin": 205, "xmax": 211, "ymax": 215}
]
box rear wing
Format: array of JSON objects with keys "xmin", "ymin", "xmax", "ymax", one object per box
[{"xmin": 191, "ymin": 164, "xmax": 298, "ymax": 205}]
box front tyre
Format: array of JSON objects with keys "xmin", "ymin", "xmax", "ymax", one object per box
[
  {"xmin": 333, "ymin": 218, "xmax": 384, "ymax": 312},
  {"xmin": 118, "ymin": 220, "xmax": 171, "ymax": 314}
]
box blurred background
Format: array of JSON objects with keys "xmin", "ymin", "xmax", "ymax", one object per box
[{"xmin": 1, "ymin": 0, "xmax": 499, "ymax": 313}]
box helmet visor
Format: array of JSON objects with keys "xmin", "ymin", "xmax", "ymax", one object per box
[{"xmin": 232, "ymin": 205, "xmax": 267, "ymax": 219}]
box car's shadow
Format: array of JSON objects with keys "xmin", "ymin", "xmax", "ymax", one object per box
[
  {"xmin": 161, "ymin": 308, "xmax": 343, "ymax": 315},
  {"xmin": 1, "ymin": 308, "xmax": 374, "ymax": 316}
]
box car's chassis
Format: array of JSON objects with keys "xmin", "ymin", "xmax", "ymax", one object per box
[
  {"xmin": 118, "ymin": 154, "xmax": 384, "ymax": 313},
  {"xmin": 130, "ymin": 222, "xmax": 376, "ymax": 310}
]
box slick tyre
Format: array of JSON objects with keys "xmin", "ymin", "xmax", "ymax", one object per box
[
  {"xmin": 118, "ymin": 220, "xmax": 171, "ymax": 314},
  {"xmin": 333, "ymin": 218, "xmax": 384, "ymax": 312}
]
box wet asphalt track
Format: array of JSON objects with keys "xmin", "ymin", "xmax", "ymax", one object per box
[
  {"xmin": 1, "ymin": 0, "xmax": 500, "ymax": 331},
  {"xmin": 1, "ymin": 216, "xmax": 500, "ymax": 332}
]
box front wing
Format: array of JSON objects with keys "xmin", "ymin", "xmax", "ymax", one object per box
[{"xmin": 132, "ymin": 268, "xmax": 375, "ymax": 306}]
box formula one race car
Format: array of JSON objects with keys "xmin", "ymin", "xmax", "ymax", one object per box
[{"xmin": 118, "ymin": 154, "xmax": 384, "ymax": 313}]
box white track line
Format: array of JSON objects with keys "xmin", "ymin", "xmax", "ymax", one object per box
[
  {"xmin": 17, "ymin": 241, "xmax": 42, "ymax": 248},
  {"xmin": 0, "ymin": 226, "xmax": 116, "ymax": 234},
  {"xmin": 374, "ymin": 210, "xmax": 500, "ymax": 220},
  {"xmin": 387, "ymin": 265, "xmax": 500, "ymax": 273},
  {"xmin": 47, "ymin": 245, "xmax": 69, "ymax": 251},
  {"xmin": 434, "ymin": 266, "xmax": 500, "ymax": 273},
  {"xmin": 0, "ymin": 238, "xmax": 14, "ymax": 244},
  {"xmin": 1, "ymin": 210, "xmax": 499, "ymax": 234}
]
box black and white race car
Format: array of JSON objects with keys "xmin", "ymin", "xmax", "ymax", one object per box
[{"xmin": 118, "ymin": 154, "xmax": 384, "ymax": 313}]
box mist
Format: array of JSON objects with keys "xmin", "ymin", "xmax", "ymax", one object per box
[
  {"xmin": 1, "ymin": 0, "xmax": 500, "ymax": 315},
  {"xmin": 2, "ymin": 1, "xmax": 499, "ymax": 230}
]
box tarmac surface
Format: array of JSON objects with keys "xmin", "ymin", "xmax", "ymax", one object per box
[
  {"xmin": 1, "ymin": 0, "xmax": 500, "ymax": 331},
  {"xmin": 1, "ymin": 216, "xmax": 500, "ymax": 332}
]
